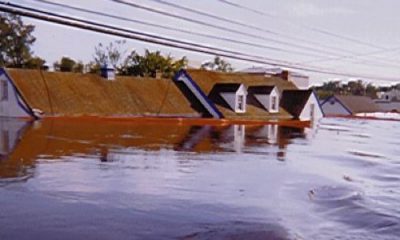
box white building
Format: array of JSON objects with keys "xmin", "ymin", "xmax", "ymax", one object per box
[
  {"xmin": 240, "ymin": 67, "xmax": 310, "ymax": 90},
  {"xmin": 374, "ymin": 89, "xmax": 400, "ymax": 112}
]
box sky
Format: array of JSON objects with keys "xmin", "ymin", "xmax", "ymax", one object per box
[{"xmin": 6, "ymin": 0, "xmax": 400, "ymax": 86}]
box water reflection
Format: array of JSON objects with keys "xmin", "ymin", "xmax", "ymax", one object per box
[
  {"xmin": 0, "ymin": 119, "xmax": 307, "ymax": 181},
  {"xmin": 1, "ymin": 118, "xmax": 400, "ymax": 239}
]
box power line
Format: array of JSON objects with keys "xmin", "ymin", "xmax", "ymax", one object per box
[
  {"xmin": 301, "ymin": 46, "xmax": 400, "ymax": 65},
  {"xmin": 30, "ymin": 1, "xmax": 400, "ymax": 70},
  {"xmin": 217, "ymin": 0, "xmax": 400, "ymax": 66},
  {"xmin": 114, "ymin": 0, "xmax": 400, "ymax": 68},
  {"xmin": 216, "ymin": 0, "xmax": 388, "ymax": 51},
  {"xmin": 4, "ymin": 2, "xmax": 299, "ymax": 66},
  {"xmin": 31, "ymin": 0, "xmax": 327, "ymax": 59},
  {"xmin": 1, "ymin": 2, "xmax": 399, "ymax": 82},
  {"xmin": 110, "ymin": 0, "xmax": 348, "ymax": 57},
  {"xmin": 147, "ymin": 0, "xmax": 369, "ymax": 58}
]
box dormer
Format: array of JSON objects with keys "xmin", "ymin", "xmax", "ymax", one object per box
[
  {"xmin": 209, "ymin": 83, "xmax": 247, "ymax": 113},
  {"xmin": 247, "ymin": 86, "xmax": 280, "ymax": 113}
]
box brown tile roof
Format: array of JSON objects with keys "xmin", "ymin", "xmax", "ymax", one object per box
[
  {"xmin": 333, "ymin": 95, "xmax": 380, "ymax": 114},
  {"xmin": 6, "ymin": 68, "xmax": 200, "ymax": 117},
  {"xmin": 186, "ymin": 69, "xmax": 297, "ymax": 120},
  {"xmin": 280, "ymin": 90, "xmax": 313, "ymax": 118}
]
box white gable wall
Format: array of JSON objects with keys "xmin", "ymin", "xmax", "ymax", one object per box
[
  {"xmin": 321, "ymin": 98, "xmax": 351, "ymax": 116},
  {"xmin": 235, "ymin": 84, "xmax": 247, "ymax": 113},
  {"xmin": 0, "ymin": 71, "xmax": 30, "ymax": 118},
  {"xmin": 299, "ymin": 94, "xmax": 324, "ymax": 121},
  {"xmin": 269, "ymin": 87, "xmax": 279, "ymax": 113}
]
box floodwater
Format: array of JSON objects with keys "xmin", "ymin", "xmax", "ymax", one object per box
[{"xmin": 0, "ymin": 118, "xmax": 399, "ymax": 240}]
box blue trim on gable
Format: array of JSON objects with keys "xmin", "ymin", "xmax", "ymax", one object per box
[
  {"xmin": 0, "ymin": 68, "xmax": 35, "ymax": 118},
  {"xmin": 174, "ymin": 69, "xmax": 223, "ymax": 118},
  {"xmin": 311, "ymin": 90, "xmax": 325, "ymax": 117}
]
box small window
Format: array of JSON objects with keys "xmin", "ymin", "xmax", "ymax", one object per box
[
  {"xmin": 271, "ymin": 96, "xmax": 277, "ymax": 110},
  {"xmin": 1, "ymin": 80, "xmax": 8, "ymax": 101},
  {"xmin": 237, "ymin": 95, "xmax": 244, "ymax": 111}
]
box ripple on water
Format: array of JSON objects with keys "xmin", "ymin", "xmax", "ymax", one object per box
[
  {"xmin": 179, "ymin": 221, "xmax": 290, "ymax": 240},
  {"xmin": 309, "ymin": 185, "xmax": 400, "ymax": 237}
]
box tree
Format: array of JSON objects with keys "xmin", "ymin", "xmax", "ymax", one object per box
[
  {"xmin": 53, "ymin": 57, "xmax": 83, "ymax": 73},
  {"xmin": 93, "ymin": 40, "xmax": 127, "ymax": 69},
  {"xmin": 0, "ymin": 13, "xmax": 36, "ymax": 67},
  {"xmin": 120, "ymin": 49, "xmax": 187, "ymax": 78},
  {"xmin": 201, "ymin": 56, "xmax": 233, "ymax": 72},
  {"xmin": 24, "ymin": 56, "xmax": 47, "ymax": 70}
]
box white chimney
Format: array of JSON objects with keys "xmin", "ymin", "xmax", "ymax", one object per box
[{"xmin": 101, "ymin": 64, "xmax": 115, "ymax": 81}]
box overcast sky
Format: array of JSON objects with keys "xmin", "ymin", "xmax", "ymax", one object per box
[{"xmin": 9, "ymin": 0, "xmax": 400, "ymax": 85}]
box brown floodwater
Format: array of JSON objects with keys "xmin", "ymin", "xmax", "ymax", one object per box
[{"xmin": 0, "ymin": 118, "xmax": 399, "ymax": 240}]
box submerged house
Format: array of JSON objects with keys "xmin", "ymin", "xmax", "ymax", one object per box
[
  {"xmin": 174, "ymin": 69, "xmax": 296, "ymax": 120},
  {"xmin": 175, "ymin": 69, "xmax": 323, "ymax": 121},
  {"xmin": 321, "ymin": 95, "xmax": 380, "ymax": 116},
  {"xmin": 0, "ymin": 68, "xmax": 201, "ymax": 119}
]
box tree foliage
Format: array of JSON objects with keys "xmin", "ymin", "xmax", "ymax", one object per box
[
  {"xmin": 201, "ymin": 56, "xmax": 233, "ymax": 72},
  {"xmin": 53, "ymin": 57, "xmax": 83, "ymax": 73},
  {"xmin": 314, "ymin": 80, "xmax": 379, "ymax": 99},
  {"xmin": 91, "ymin": 41, "xmax": 187, "ymax": 78},
  {"xmin": 0, "ymin": 13, "xmax": 38, "ymax": 68},
  {"xmin": 120, "ymin": 50, "xmax": 187, "ymax": 78},
  {"xmin": 93, "ymin": 40, "xmax": 127, "ymax": 69}
]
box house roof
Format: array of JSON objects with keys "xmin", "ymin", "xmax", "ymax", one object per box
[
  {"xmin": 330, "ymin": 95, "xmax": 380, "ymax": 114},
  {"xmin": 185, "ymin": 69, "xmax": 297, "ymax": 120},
  {"xmin": 6, "ymin": 68, "xmax": 200, "ymax": 117},
  {"xmin": 280, "ymin": 90, "xmax": 313, "ymax": 118}
]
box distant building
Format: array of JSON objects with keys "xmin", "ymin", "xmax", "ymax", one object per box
[
  {"xmin": 240, "ymin": 67, "xmax": 310, "ymax": 90},
  {"xmin": 374, "ymin": 89, "xmax": 400, "ymax": 112},
  {"xmin": 321, "ymin": 95, "xmax": 380, "ymax": 116}
]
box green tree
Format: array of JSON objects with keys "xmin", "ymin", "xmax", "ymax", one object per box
[
  {"xmin": 120, "ymin": 49, "xmax": 187, "ymax": 78},
  {"xmin": 24, "ymin": 56, "xmax": 47, "ymax": 70},
  {"xmin": 201, "ymin": 56, "xmax": 233, "ymax": 72},
  {"xmin": 0, "ymin": 13, "xmax": 36, "ymax": 67},
  {"xmin": 53, "ymin": 57, "xmax": 83, "ymax": 73}
]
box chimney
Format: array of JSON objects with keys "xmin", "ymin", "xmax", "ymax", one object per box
[
  {"xmin": 155, "ymin": 70, "xmax": 162, "ymax": 79},
  {"xmin": 280, "ymin": 70, "xmax": 290, "ymax": 81},
  {"xmin": 101, "ymin": 64, "xmax": 115, "ymax": 81}
]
